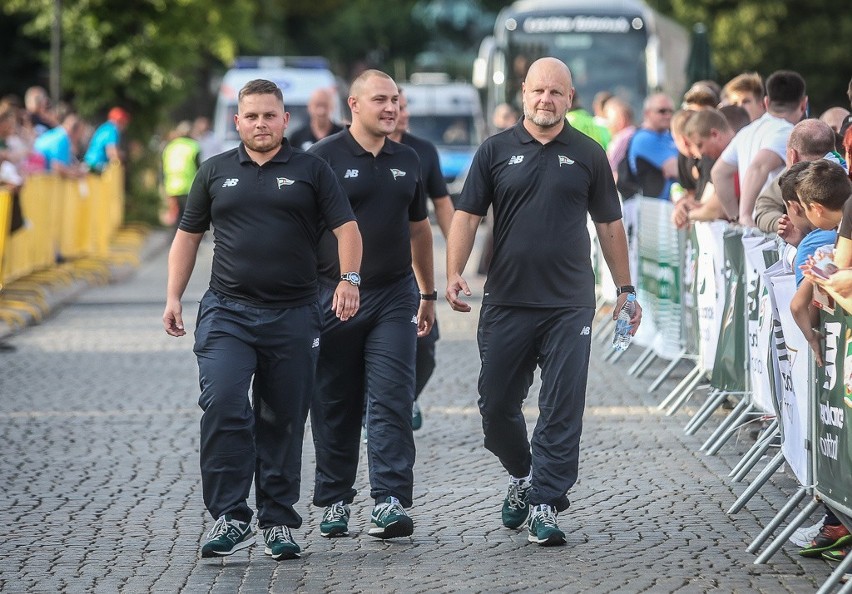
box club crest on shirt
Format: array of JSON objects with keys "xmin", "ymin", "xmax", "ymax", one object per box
[
  {"xmin": 390, "ymin": 168, "xmax": 406, "ymax": 180},
  {"xmin": 277, "ymin": 177, "xmax": 295, "ymax": 188},
  {"xmin": 558, "ymin": 155, "xmax": 574, "ymax": 167}
]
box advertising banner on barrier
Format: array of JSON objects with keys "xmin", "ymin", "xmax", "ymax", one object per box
[
  {"xmin": 681, "ymin": 227, "xmax": 701, "ymax": 356},
  {"xmin": 711, "ymin": 229, "xmax": 747, "ymax": 391},
  {"xmin": 815, "ymin": 308, "xmax": 852, "ymax": 516},
  {"xmin": 694, "ymin": 221, "xmax": 727, "ymax": 373},
  {"xmin": 637, "ymin": 198, "xmax": 681, "ymax": 359},
  {"xmin": 766, "ymin": 267, "xmax": 809, "ymax": 485},
  {"xmin": 743, "ymin": 236, "xmax": 779, "ymax": 415}
]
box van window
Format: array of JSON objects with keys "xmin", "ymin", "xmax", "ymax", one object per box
[{"xmin": 407, "ymin": 115, "xmax": 477, "ymax": 147}]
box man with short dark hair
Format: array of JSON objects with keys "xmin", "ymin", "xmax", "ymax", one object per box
[
  {"xmin": 446, "ymin": 57, "xmax": 641, "ymax": 547},
  {"xmin": 309, "ymin": 70, "xmax": 435, "ymax": 541},
  {"xmin": 712, "ymin": 69, "xmax": 807, "ymax": 227},
  {"xmin": 163, "ymin": 78, "xmax": 363, "ymax": 561}
]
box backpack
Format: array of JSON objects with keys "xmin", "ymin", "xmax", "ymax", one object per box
[
  {"xmin": 615, "ymin": 133, "xmax": 665, "ymax": 199},
  {"xmin": 615, "ymin": 138, "xmax": 641, "ymax": 199}
]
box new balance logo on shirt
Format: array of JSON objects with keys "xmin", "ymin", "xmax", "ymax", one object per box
[
  {"xmin": 580, "ymin": 326, "xmax": 591, "ymax": 336},
  {"xmin": 391, "ymin": 168, "xmax": 406, "ymax": 180},
  {"xmin": 312, "ymin": 337, "xmax": 320, "ymax": 348},
  {"xmin": 277, "ymin": 177, "xmax": 295, "ymax": 188},
  {"xmin": 222, "ymin": 178, "xmax": 239, "ymax": 187},
  {"xmin": 344, "ymin": 169, "xmax": 359, "ymax": 178},
  {"xmin": 508, "ymin": 155, "xmax": 524, "ymax": 165}
]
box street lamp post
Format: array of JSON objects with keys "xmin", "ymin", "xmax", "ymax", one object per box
[{"xmin": 50, "ymin": 0, "xmax": 61, "ymax": 105}]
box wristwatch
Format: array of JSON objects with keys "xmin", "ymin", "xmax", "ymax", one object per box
[
  {"xmin": 340, "ymin": 272, "xmax": 361, "ymax": 287},
  {"xmin": 420, "ymin": 291, "xmax": 438, "ymax": 301},
  {"xmin": 616, "ymin": 285, "xmax": 636, "ymax": 296}
]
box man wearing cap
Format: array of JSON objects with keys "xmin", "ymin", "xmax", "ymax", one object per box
[{"xmin": 84, "ymin": 107, "xmax": 130, "ymax": 173}]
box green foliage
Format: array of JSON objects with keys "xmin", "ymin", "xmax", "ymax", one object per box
[
  {"xmin": 288, "ymin": 0, "xmax": 431, "ymax": 78},
  {"xmin": 3, "ymin": 0, "xmax": 255, "ymax": 127},
  {"xmin": 647, "ymin": 0, "xmax": 852, "ymax": 113}
]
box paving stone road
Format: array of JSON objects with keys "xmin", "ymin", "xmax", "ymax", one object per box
[{"xmin": 0, "ymin": 226, "xmax": 837, "ymax": 593}]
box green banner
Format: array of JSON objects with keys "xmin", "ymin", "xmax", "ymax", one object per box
[
  {"xmin": 710, "ymin": 229, "xmax": 747, "ymax": 391},
  {"xmin": 815, "ymin": 308, "xmax": 852, "ymax": 515}
]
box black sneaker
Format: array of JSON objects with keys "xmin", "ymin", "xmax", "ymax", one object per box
[
  {"xmin": 201, "ymin": 514, "xmax": 255, "ymax": 558},
  {"xmin": 262, "ymin": 526, "xmax": 300, "ymax": 560},
  {"xmin": 502, "ymin": 477, "xmax": 532, "ymax": 529},
  {"xmin": 527, "ymin": 504, "xmax": 566, "ymax": 547},
  {"xmin": 368, "ymin": 496, "xmax": 414, "ymax": 539}
]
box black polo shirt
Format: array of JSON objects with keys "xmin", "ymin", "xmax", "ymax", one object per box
[
  {"xmin": 180, "ymin": 142, "xmax": 355, "ymax": 308},
  {"xmin": 456, "ymin": 119, "xmax": 621, "ymax": 308},
  {"xmin": 399, "ymin": 132, "xmax": 449, "ymax": 200},
  {"xmin": 288, "ymin": 122, "xmax": 344, "ymax": 151},
  {"xmin": 309, "ymin": 128, "xmax": 428, "ymax": 287}
]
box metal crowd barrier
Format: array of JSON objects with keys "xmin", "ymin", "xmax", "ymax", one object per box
[
  {"xmin": 594, "ymin": 195, "xmax": 852, "ymax": 592},
  {"xmin": 0, "ymin": 165, "xmax": 145, "ymax": 331}
]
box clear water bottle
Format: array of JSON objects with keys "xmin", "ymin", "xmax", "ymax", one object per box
[{"xmin": 612, "ymin": 293, "xmax": 637, "ymax": 351}]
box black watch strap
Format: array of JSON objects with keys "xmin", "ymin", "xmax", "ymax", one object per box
[
  {"xmin": 420, "ymin": 291, "xmax": 438, "ymax": 301},
  {"xmin": 616, "ymin": 285, "xmax": 636, "ymax": 296}
]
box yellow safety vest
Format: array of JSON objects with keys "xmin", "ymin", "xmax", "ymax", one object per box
[{"xmin": 163, "ymin": 137, "xmax": 200, "ymax": 196}]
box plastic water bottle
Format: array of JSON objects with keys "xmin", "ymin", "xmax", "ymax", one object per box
[{"xmin": 612, "ymin": 293, "xmax": 637, "ymax": 351}]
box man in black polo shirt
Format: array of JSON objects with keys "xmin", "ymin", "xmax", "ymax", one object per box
[
  {"xmin": 163, "ymin": 79, "xmax": 362, "ymax": 561},
  {"xmin": 309, "ymin": 69, "xmax": 435, "ymax": 540},
  {"xmin": 389, "ymin": 88, "xmax": 454, "ymax": 430},
  {"xmin": 288, "ymin": 88, "xmax": 344, "ymax": 150},
  {"xmin": 446, "ymin": 58, "xmax": 642, "ymax": 547}
]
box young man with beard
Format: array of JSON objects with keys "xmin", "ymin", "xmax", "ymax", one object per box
[{"xmin": 163, "ymin": 79, "xmax": 362, "ymax": 560}]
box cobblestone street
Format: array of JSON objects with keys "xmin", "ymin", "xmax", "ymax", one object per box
[{"xmin": 0, "ymin": 227, "xmax": 834, "ymax": 593}]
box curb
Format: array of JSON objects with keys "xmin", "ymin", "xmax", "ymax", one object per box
[{"xmin": 0, "ymin": 225, "xmax": 170, "ymax": 343}]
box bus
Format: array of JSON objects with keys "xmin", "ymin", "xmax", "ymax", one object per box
[{"xmin": 472, "ymin": 0, "xmax": 690, "ymax": 122}]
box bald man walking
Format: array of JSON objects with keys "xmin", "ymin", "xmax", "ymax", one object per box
[{"xmin": 446, "ymin": 57, "xmax": 641, "ymax": 546}]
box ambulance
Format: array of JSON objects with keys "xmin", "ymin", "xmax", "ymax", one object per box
[
  {"xmin": 400, "ymin": 73, "xmax": 486, "ymax": 185},
  {"xmin": 213, "ymin": 56, "xmax": 343, "ymax": 153}
]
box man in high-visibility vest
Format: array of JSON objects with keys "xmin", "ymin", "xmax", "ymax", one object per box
[{"xmin": 162, "ymin": 121, "xmax": 201, "ymax": 227}]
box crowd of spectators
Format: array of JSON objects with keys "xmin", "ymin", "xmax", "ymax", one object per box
[
  {"xmin": 0, "ymin": 86, "xmax": 132, "ymax": 201},
  {"xmin": 596, "ymin": 72, "xmax": 852, "ymax": 563}
]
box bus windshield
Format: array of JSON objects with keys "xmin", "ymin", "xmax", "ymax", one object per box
[{"xmin": 505, "ymin": 30, "xmax": 647, "ymax": 115}]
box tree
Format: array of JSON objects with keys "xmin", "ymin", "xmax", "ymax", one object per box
[
  {"xmin": 646, "ymin": 0, "xmax": 852, "ymax": 114},
  {"xmin": 2, "ymin": 0, "xmax": 256, "ymax": 130}
]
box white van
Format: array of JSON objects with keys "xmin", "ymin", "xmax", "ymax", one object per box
[
  {"xmin": 213, "ymin": 56, "xmax": 343, "ymax": 154},
  {"xmin": 400, "ymin": 74, "xmax": 486, "ymax": 185}
]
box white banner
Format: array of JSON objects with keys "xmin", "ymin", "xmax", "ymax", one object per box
[
  {"xmin": 742, "ymin": 235, "xmax": 777, "ymax": 415},
  {"xmin": 693, "ymin": 221, "xmax": 727, "ymax": 373},
  {"xmin": 766, "ymin": 269, "xmax": 809, "ymax": 484}
]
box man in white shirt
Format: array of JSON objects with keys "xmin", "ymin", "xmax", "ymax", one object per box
[{"xmin": 711, "ymin": 70, "xmax": 807, "ymax": 227}]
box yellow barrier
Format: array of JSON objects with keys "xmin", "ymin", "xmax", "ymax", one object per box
[{"xmin": 0, "ymin": 164, "xmax": 133, "ymax": 296}]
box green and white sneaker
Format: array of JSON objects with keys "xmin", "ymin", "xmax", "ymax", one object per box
[
  {"xmin": 502, "ymin": 477, "xmax": 532, "ymax": 529},
  {"xmin": 320, "ymin": 502, "xmax": 350, "ymax": 537},
  {"xmin": 412, "ymin": 401, "xmax": 423, "ymax": 431},
  {"xmin": 262, "ymin": 526, "xmax": 300, "ymax": 560},
  {"xmin": 527, "ymin": 504, "xmax": 566, "ymax": 546},
  {"xmin": 200, "ymin": 514, "xmax": 255, "ymax": 558},
  {"xmin": 368, "ymin": 496, "xmax": 414, "ymax": 539}
]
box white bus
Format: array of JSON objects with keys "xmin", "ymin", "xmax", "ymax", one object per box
[{"xmin": 473, "ymin": 0, "xmax": 690, "ymax": 121}]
